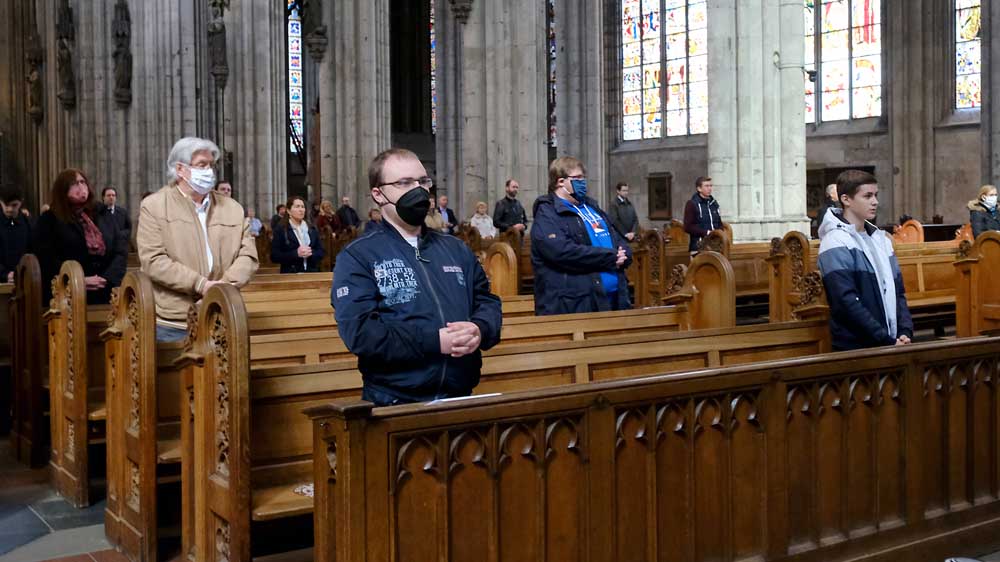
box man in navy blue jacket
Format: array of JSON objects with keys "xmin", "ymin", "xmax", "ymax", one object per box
[
  {"xmin": 530, "ymin": 156, "xmax": 632, "ymax": 316},
  {"xmin": 332, "ymin": 148, "xmax": 502, "ymax": 406},
  {"xmin": 817, "ymin": 170, "xmax": 912, "ymax": 350}
]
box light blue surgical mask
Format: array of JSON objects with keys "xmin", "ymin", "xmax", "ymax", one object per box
[{"xmin": 984, "ymin": 194, "xmax": 998, "ymax": 210}]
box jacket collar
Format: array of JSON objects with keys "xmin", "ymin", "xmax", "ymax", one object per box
[{"xmin": 535, "ymin": 192, "xmax": 598, "ymax": 216}]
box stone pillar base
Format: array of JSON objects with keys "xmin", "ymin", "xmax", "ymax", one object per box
[{"xmin": 727, "ymin": 218, "xmax": 811, "ymax": 243}]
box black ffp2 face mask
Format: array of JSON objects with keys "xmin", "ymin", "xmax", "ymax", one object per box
[{"xmin": 375, "ymin": 186, "xmax": 431, "ymax": 227}]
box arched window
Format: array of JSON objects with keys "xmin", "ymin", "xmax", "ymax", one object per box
[
  {"xmin": 804, "ymin": 0, "xmax": 882, "ymax": 124},
  {"xmin": 955, "ymin": 0, "xmax": 981, "ymax": 109},
  {"xmin": 621, "ymin": 0, "xmax": 708, "ymax": 141},
  {"xmin": 287, "ymin": 0, "xmax": 304, "ymax": 153}
]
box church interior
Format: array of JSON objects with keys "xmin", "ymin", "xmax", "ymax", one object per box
[{"xmin": 2, "ymin": 0, "xmax": 1000, "ymax": 561}]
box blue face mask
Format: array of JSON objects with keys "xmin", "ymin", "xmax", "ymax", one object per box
[{"xmin": 569, "ymin": 178, "xmax": 587, "ymax": 201}]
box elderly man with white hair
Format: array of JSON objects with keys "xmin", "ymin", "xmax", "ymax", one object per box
[{"xmin": 138, "ymin": 136, "xmax": 258, "ymax": 342}]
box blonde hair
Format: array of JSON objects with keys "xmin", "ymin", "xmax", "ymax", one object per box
[
  {"xmin": 547, "ymin": 156, "xmax": 587, "ymax": 193},
  {"xmin": 320, "ymin": 199, "xmax": 335, "ymax": 215},
  {"xmin": 475, "ymin": 201, "xmax": 488, "ymax": 214},
  {"xmin": 978, "ymin": 185, "xmax": 997, "ymax": 200}
]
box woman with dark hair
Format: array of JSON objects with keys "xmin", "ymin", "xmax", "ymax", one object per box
[
  {"xmin": 33, "ymin": 168, "xmax": 128, "ymax": 304},
  {"xmin": 270, "ymin": 195, "xmax": 325, "ymax": 273}
]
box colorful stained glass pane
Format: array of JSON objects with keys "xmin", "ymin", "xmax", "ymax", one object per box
[
  {"xmin": 688, "ymin": 2, "xmax": 707, "ymax": 29},
  {"xmin": 689, "ymin": 81, "xmax": 708, "ymax": 108},
  {"xmin": 821, "ymin": 31, "xmax": 849, "ymax": 61},
  {"xmin": 623, "ymin": 68, "xmax": 642, "ymax": 91},
  {"xmin": 290, "ymin": 104, "xmax": 302, "ymax": 119},
  {"xmin": 642, "ymin": 39, "xmax": 660, "ymax": 63},
  {"xmin": 289, "ymin": 70, "xmax": 302, "ymax": 87},
  {"xmin": 851, "ymin": 0, "xmax": 879, "ymax": 26},
  {"xmin": 665, "ymin": 109, "xmax": 687, "ymax": 136},
  {"xmin": 805, "ymin": 92, "xmax": 816, "ymax": 123},
  {"xmin": 957, "ymin": 73, "xmax": 981, "ymax": 108},
  {"xmin": 851, "ymin": 86, "xmax": 881, "ymax": 118},
  {"xmin": 957, "ymin": 7, "xmax": 981, "ymax": 42},
  {"xmin": 822, "ymin": 90, "xmax": 850, "ymax": 121},
  {"xmin": 623, "ymin": 115, "xmax": 642, "ymax": 140},
  {"xmin": 689, "ymin": 107, "xmax": 708, "ymax": 134},
  {"xmin": 821, "ymin": 60, "xmax": 848, "ymax": 92},
  {"xmin": 664, "ymin": 0, "xmax": 685, "ymax": 8},
  {"xmin": 666, "ymin": 59, "xmax": 687, "ymax": 84},
  {"xmin": 643, "ymin": 64, "xmax": 661, "ymax": 89},
  {"xmin": 290, "ymin": 87, "xmax": 302, "ymax": 103},
  {"xmin": 623, "ymin": 92, "xmax": 643, "ymax": 115},
  {"xmin": 644, "ymin": 89, "xmax": 662, "ymax": 114},
  {"xmin": 852, "ymin": 55, "xmax": 880, "ymax": 87},
  {"xmin": 622, "ymin": 15, "xmax": 641, "ymax": 42},
  {"xmin": 688, "ymin": 28, "xmax": 707, "ymax": 57},
  {"xmin": 821, "ymin": 0, "xmax": 848, "ymax": 32},
  {"xmin": 289, "ymin": 54, "xmax": 301, "ymax": 70},
  {"xmin": 688, "ymin": 55, "xmax": 707, "ymax": 82},
  {"xmin": 289, "ymin": 38, "xmax": 301, "ymax": 54},
  {"xmin": 851, "ymin": 24, "xmax": 880, "ymax": 56},
  {"xmin": 641, "ymin": 10, "xmax": 660, "ymax": 38},
  {"xmin": 804, "ymin": 2, "xmax": 815, "ymax": 35},
  {"xmin": 288, "ymin": 20, "xmax": 301, "ymax": 35},
  {"xmin": 956, "ymin": 40, "xmax": 981, "ymax": 77},
  {"xmin": 644, "ymin": 112, "xmax": 662, "ymax": 138},
  {"xmin": 805, "ymin": 35, "xmax": 815, "ymax": 66},
  {"xmin": 664, "ymin": 8, "xmax": 686, "ymax": 34},
  {"xmin": 667, "ymin": 84, "xmax": 687, "ymax": 110},
  {"xmin": 623, "ymin": 42, "xmax": 642, "ymax": 67},
  {"xmin": 666, "ymin": 32, "xmax": 687, "ymax": 59}
]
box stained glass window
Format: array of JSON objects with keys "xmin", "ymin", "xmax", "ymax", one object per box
[
  {"xmin": 621, "ymin": 0, "xmax": 706, "ymax": 140},
  {"xmin": 955, "ymin": 0, "xmax": 981, "ymax": 109},
  {"xmin": 804, "ymin": 0, "xmax": 882, "ymax": 123},
  {"xmin": 430, "ymin": 0, "xmax": 437, "ymax": 134},
  {"xmin": 287, "ymin": 1, "xmax": 304, "ymax": 152}
]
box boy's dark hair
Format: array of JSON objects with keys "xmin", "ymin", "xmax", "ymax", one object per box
[
  {"xmin": 836, "ymin": 170, "xmax": 878, "ymax": 205},
  {"xmin": 695, "ymin": 176, "xmax": 712, "ymax": 189},
  {"xmin": 0, "ymin": 184, "xmax": 23, "ymax": 204},
  {"xmin": 102, "ymin": 186, "xmax": 117, "ymax": 197},
  {"xmin": 615, "ymin": 182, "xmax": 628, "ymax": 191},
  {"xmin": 276, "ymin": 203, "xmax": 286, "ymax": 212}
]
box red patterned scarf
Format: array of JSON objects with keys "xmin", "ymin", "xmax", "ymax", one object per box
[{"xmin": 77, "ymin": 210, "xmax": 106, "ymax": 256}]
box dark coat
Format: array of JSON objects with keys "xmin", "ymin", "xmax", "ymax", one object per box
[
  {"xmin": 969, "ymin": 201, "xmax": 1000, "ymax": 238},
  {"xmin": 270, "ymin": 222, "xmax": 326, "ymax": 273},
  {"xmin": 492, "ymin": 196, "xmax": 528, "ymax": 233},
  {"xmin": 530, "ymin": 193, "xmax": 632, "ymax": 316},
  {"xmin": 439, "ymin": 206, "xmax": 458, "ymax": 234},
  {"xmin": 33, "ymin": 208, "xmax": 128, "ymax": 305},
  {"xmin": 608, "ymin": 196, "xmax": 638, "ymax": 238},
  {"xmin": 682, "ymin": 192, "xmax": 722, "ymax": 252},
  {"xmin": 337, "ymin": 205, "xmax": 360, "ymax": 228},
  {"xmin": 0, "ymin": 214, "xmax": 32, "ymax": 281},
  {"xmin": 332, "ymin": 224, "xmax": 502, "ymax": 406},
  {"xmin": 99, "ymin": 204, "xmax": 132, "ymax": 239}
]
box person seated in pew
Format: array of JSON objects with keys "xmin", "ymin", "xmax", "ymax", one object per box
[
  {"xmin": 138, "ymin": 136, "xmax": 258, "ymax": 342},
  {"xmin": 470, "ymin": 201, "xmax": 497, "ymax": 239},
  {"xmin": 270, "ymin": 195, "xmax": 325, "ymax": 273},
  {"xmin": 315, "ymin": 199, "xmax": 342, "ymax": 233},
  {"xmin": 245, "ymin": 207, "xmax": 263, "ymax": 237},
  {"xmin": 0, "ymin": 185, "xmax": 32, "ymax": 283},
  {"xmin": 425, "ymin": 196, "xmax": 449, "ymax": 233},
  {"xmin": 333, "ymin": 148, "xmax": 502, "ymax": 406},
  {"xmin": 34, "ymin": 169, "xmax": 128, "ymax": 304},
  {"xmin": 360, "ymin": 207, "xmax": 382, "ymax": 234},
  {"xmin": 270, "ymin": 203, "xmax": 286, "ymax": 231},
  {"xmin": 818, "ymin": 169, "xmax": 913, "ymax": 351},
  {"xmin": 530, "ymin": 156, "xmax": 632, "ymax": 316},
  {"xmin": 969, "ymin": 184, "xmax": 1000, "ymax": 238}
]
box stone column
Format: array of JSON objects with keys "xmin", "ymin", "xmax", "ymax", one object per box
[
  {"xmin": 707, "ymin": 0, "xmax": 809, "ymax": 241},
  {"xmin": 983, "ymin": 0, "xmax": 999, "ymax": 185},
  {"xmin": 317, "ymin": 0, "xmax": 392, "ymax": 213},
  {"xmin": 436, "ymin": 0, "xmax": 548, "ymax": 219},
  {"xmin": 223, "ymin": 0, "xmax": 286, "ymax": 216},
  {"xmin": 554, "ymin": 0, "xmax": 608, "ymax": 205}
]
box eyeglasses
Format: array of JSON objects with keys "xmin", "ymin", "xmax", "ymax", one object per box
[
  {"xmin": 378, "ymin": 177, "xmax": 434, "ymax": 190},
  {"xmin": 565, "ymin": 174, "xmax": 586, "ymax": 180}
]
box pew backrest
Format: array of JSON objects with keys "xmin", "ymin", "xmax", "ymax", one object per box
[
  {"xmin": 10, "ymin": 254, "xmax": 47, "ymax": 467},
  {"xmin": 663, "ymin": 251, "xmax": 735, "ymax": 329},
  {"xmin": 483, "ymin": 242, "xmax": 518, "ymax": 297},
  {"xmin": 893, "ymin": 218, "xmax": 924, "ymax": 244},
  {"xmin": 955, "ymin": 231, "xmax": 1000, "ymax": 337}
]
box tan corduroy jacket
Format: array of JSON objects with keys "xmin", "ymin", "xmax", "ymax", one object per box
[{"xmin": 137, "ymin": 184, "xmax": 258, "ymax": 328}]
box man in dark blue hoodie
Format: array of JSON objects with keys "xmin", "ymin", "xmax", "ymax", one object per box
[
  {"xmin": 0, "ymin": 185, "xmax": 31, "ymax": 283},
  {"xmin": 530, "ymin": 156, "xmax": 632, "ymax": 316},
  {"xmin": 682, "ymin": 176, "xmax": 723, "ymax": 254},
  {"xmin": 332, "ymin": 148, "xmax": 502, "ymax": 406}
]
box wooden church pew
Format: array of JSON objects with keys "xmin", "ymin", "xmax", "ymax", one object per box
[
  {"xmin": 9, "ymin": 254, "xmax": 48, "ymax": 468},
  {"xmin": 181, "ymin": 279, "xmax": 829, "ymax": 562},
  {"xmin": 955, "ymin": 231, "xmax": 1000, "ymax": 337},
  {"xmin": 307, "ymin": 334, "xmax": 1000, "ymax": 562}
]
